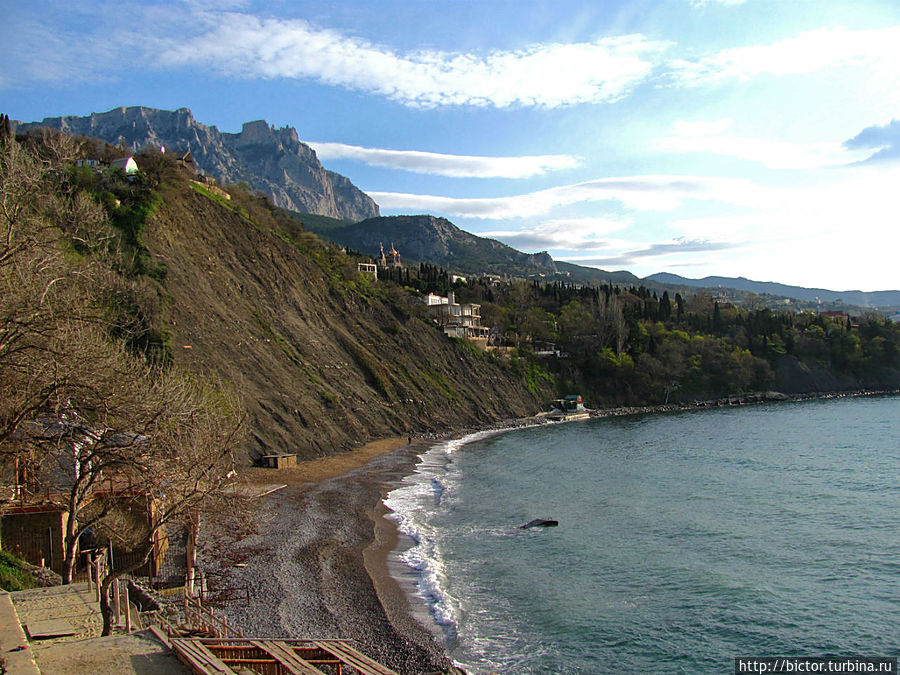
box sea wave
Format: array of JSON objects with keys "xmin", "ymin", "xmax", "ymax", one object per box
[{"xmin": 382, "ymin": 428, "xmax": 512, "ymax": 647}]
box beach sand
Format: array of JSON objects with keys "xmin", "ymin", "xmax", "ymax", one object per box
[{"xmin": 199, "ymin": 437, "xmax": 454, "ymax": 675}]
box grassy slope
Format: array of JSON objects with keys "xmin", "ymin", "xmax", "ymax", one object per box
[
  {"xmin": 144, "ymin": 179, "xmax": 550, "ymax": 462},
  {"xmin": 0, "ymin": 550, "xmax": 39, "ymax": 591}
]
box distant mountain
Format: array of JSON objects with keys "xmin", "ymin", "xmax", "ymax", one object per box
[
  {"xmin": 17, "ymin": 106, "xmax": 379, "ymax": 222},
  {"xmin": 646, "ymin": 273, "xmax": 900, "ymax": 310},
  {"xmin": 556, "ymin": 260, "xmax": 640, "ymax": 285},
  {"xmin": 301, "ymin": 213, "xmax": 639, "ymax": 284}
]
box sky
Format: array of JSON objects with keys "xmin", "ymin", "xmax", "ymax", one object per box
[{"xmin": 3, "ymin": 0, "xmax": 900, "ymax": 292}]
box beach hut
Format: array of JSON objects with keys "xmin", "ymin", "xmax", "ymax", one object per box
[{"xmin": 261, "ymin": 453, "xmax": 298, "ymax": 469}]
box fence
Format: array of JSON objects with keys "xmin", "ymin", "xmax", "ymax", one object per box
[
  {"xmin": 0, "ymin": 519, "xmax": 189, "ymax": 587},
  {"xmin": 0, "ymin": 526, "xmax": 63, "ymax": 575},
  {"xmin": 182, "ymin": 593, "xmax": 244, "ymax": 639}
]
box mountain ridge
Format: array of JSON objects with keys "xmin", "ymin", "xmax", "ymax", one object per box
[
  {"xmin": 306, "ymin": 213, "xmax": 896, "ymax": 308},
  {"xmin": 646, "ymin": 272, "xmax": 900, "ymax": 309},
  {"xmin": 16, "ymin": 107, "xmax": 895, "ymax": 308},
  {"xmin": 302, "ymin": 213, "xmax": 641, "ymax": 284},
  {"xmin": 17, "ymin": 106, "xmax": 379, "ymax": 222}
]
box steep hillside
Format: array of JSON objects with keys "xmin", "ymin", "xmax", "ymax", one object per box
[
  {"xmin": 143, "ymin": 171, "xmax": 549, "ymax": 462},
  {"xmin": 18, "ymin": 106, "xmax": 379, "ymax": 222}
]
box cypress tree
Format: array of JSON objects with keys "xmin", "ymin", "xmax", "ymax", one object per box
[
  {"xmin": 660, "ymin": 291, "xmax": 672, "ymax": 321},
  {"xmin": 0, "ymin": 114, "xmax": 11, "ymax": 143}
]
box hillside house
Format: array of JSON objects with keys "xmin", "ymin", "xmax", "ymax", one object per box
[
  {"xmin": 0, "ymin": 502, "xmax": 69, "ymax": 575},
  {"xmin": 426, "ymin": 290, "xmax": 490, "ymax": 346},
  {"xmin": 175, "ymin": 150, "xmax": 195, "ymax": 172},
  {"xmin": 357, "ymin": 262, "xmax": 378, "ymax": 281},
  {"xmin": 1, "ymin": 417, "xmax": 168, "ymax": 577},
  {"xmin": 110, "ymin": 156, "xmax": 139, "ymax": 174}
]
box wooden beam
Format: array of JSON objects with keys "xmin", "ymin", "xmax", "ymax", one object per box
[
  {"xmin": 313, "ymin": 641, "xmax": 400, "ymax": 675},
  {"xmin": 170, "ymin": 638, "xmax": 235, "ymax": 674},
  {"xmin": 251, "ymin": 640, "xmax": 329, "ymax": 675}
]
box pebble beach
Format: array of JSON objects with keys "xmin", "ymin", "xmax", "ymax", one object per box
[{"xmin": 198, "ymin": 438, "xmax": 456, "ymax": 675}]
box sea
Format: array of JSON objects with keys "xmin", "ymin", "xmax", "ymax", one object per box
[{"xmin": 383, "ymin": 395, "xmax": 900, "ymax": 674}]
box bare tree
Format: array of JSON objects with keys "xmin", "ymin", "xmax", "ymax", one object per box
[
  {"xmin": 0, "ymin": 129, "xmax": 249, "ymax": 635},
  {"xmin": 87, "ymin": 372, "xmax": 246, "ymax": 635},
  {"xmin": 0, "ymin": 135, "xmax": 112, "ymax": 450}
]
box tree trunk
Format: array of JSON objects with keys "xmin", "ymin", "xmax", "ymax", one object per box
[
  {"xmin": 62, "ymin": 499, "xmax": 80, "ymax": 584},
  {"xmin": 98, "ymin": 543, "xmax": 152, "ymax": 636},
  {"xmin": 62, "ymin": 545, "xmax": 76, "ymax": 585},
  {"xmin": 99, "ymin": 572, "xmax": 116, "ymax": 636}
]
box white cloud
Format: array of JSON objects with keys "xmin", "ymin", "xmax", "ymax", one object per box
[
  {"xmin": 369, "ymin": 174, "xmax": 765, "ymax": 219},
  {"xmin": 671, "ymin": 26, "xmax": 900, "ymax": 86},
  {"xmin": 562, "ymin": 237, "xmax": 741, "ymax": 268},
  {"xmin": 690, "ymin": 0, "xmax": 748, "ymax": 6},
  {"xmin": 162, "ymin": 14, "xmax": 669, "ymax": 108},
  {"xmin": 307, "ymin": 142, "xmax": 581, "ymax": 178},
  {"xmin": 479, "ymin": 217, "xmax": 630, "ymax": 250},
  {"xmin": 659, "ymin": 119, "xmax": 875, "ymax": 169},
  {"xmin": 556, "ymin": 163, "xmax": 900, "ymax": 289}
]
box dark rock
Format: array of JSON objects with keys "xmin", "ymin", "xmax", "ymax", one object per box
[{"xmin": 519, "ymin": 518, "xmax": 558, "ymax": 529}]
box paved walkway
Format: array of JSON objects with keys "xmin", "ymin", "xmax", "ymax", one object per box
[
  {"xmin": 0, "ymin": 590, "xmax": 40, "ymax": 674},
  {"xmin": 11, "ymin": 583, "xmax": 101, "ymax": 642},
  {"xmin": 2, "ymin": 584, "xmax": 189, "ymax": 675}
]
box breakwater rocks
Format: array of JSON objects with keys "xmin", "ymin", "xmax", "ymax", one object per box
[
  {"xmin": 588, "ymin": 389, "xmax": 900, "ymax": 419},
  {"xmin": 411, "ymin": 414, "xmax": 556, "ymax": 443},
  {"xmin": 411, "ymin": 389, "xmax": 900, "ymax": 444}
]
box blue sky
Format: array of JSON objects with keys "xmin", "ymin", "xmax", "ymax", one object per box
[{"xmin": 3, "ymin": 0, "xmax": 900, "ymax": 292}]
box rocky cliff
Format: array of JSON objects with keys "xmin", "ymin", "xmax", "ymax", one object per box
[{"xmin": 20, "ymin": 106, "xmax": 379, "ymax": 222}]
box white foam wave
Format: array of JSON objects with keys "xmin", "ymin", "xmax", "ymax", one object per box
[{"xmin": 382, "ymin": 429, "xmax": 512, "ymax": 645}]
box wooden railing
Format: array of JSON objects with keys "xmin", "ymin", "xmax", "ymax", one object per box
[{"xmin": 183, "ymin": 592, "xmax": 243, "ymax": 639}]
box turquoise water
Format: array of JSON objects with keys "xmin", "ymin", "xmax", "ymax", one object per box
[{"xmin": 384, "ymin": 396, "xmax": 900, "ymax": 674}]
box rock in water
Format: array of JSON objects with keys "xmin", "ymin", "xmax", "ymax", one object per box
[{"xmin": 519, "ymin": 518, "xmax": 559, "ymax": 529}]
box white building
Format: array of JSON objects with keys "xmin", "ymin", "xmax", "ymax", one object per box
[
  {"xmin": 357, "ymin": 262, "xmax": 377, "ymax": 282},
  {"xmin": 426, "ymin": 291, "xmax": 490, "ymax": 344},
  {"xmin": 110, "ymin": 156, "xmax": 139, "ymax": 174}
]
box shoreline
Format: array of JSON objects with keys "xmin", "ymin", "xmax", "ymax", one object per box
[
  {"xmin": 202, "ymin": 438, "xmax": 455, "ymax": 674},
  {"xmin": 207, "ymin": 389, "xmax": 899, "ymax": 675}
]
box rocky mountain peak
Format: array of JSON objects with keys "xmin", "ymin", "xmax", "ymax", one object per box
[
  {"xmin": 236, "ymin": 119, "xmax": 273, "ymax": 145},
  {"xmin": 18, "ymin": 106, "xmax": 378, "ymax": 222}
]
